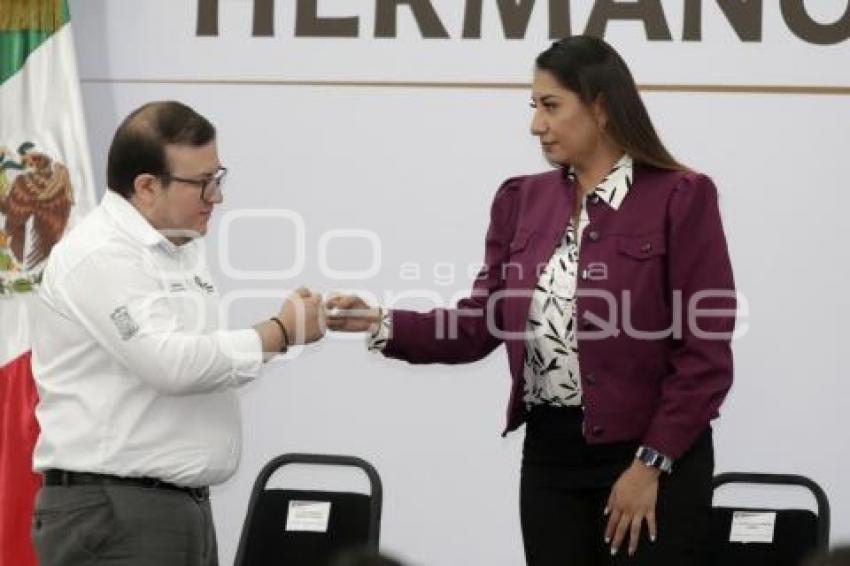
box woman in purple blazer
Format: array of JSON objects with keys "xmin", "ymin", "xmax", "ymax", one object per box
[{"xmin": 327, "ymin": 35, "xmax": 735, "ymax": 566}]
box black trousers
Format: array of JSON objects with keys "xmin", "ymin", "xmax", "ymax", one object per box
[{"xmin": 520, "ymin": 406, "xmax": 714, "ymax": 566}]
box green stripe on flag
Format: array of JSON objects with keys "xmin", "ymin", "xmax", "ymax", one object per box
[{"xmin": 0, "ymin": 0, "xmax": 69, "ymax": 85}]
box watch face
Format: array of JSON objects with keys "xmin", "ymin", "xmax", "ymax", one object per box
[{"xmin": 637, "ymin": 447, "xmax": 670, "ymax": 472}]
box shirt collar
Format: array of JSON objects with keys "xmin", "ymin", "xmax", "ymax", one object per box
[
  {"xmin": 565, "ymin": 153, "xmax": 634, "ymax": 211},
  {"xmin": 100, "ymin": 189, "xmax": 174, "ymax": 250}
]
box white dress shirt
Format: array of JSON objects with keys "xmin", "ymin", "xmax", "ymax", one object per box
[{"xmin": 31, "ymin": 190, "xmax": 263, "ymax": 487}]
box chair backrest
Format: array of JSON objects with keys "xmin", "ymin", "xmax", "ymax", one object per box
[
  {"xmin": 234, "ymin": 453, "xmax": 383, "ymax": 566},
  {"xmin": 709, "ymin": 472, "xmax": 830, "ymax": 566}
]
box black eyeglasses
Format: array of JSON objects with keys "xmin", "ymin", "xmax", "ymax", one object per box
[{"xmin": 161, "ymin": 166, "xmax": 227, "ymax": 203}]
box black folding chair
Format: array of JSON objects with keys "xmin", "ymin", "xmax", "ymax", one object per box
[
  {"xmin": 709, "ymin": 472, "xmax": 830, "ymax": 566},
  {"xmin": 234, "ymin": 453, "xmax": 383, "ymax": 566}
]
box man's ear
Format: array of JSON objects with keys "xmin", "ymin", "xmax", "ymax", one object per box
[{"xmin": 132, "ymin": 173, "xmax": 160, "ymax": 205}]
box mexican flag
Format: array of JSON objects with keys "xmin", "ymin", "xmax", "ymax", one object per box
[{"xmin": 0, "ymin": 1, "xmax": 96, "ymax": 564}]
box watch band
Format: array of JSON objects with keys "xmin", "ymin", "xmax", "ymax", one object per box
[{"xmin": 635, "ymin": 445, "xmax": 673, "ymax": 474}]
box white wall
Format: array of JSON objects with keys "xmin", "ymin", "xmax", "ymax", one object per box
[{"xmin": 69, "ymin": 1, "xmax": 850, "ymax": 564}]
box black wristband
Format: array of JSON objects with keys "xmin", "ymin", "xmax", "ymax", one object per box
[{"xmin": 270, "ymin": 317, "xmax": 289, "ymax": 353}]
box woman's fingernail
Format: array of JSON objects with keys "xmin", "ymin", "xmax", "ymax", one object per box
[
  {"xmin": 603, "ymin": 507, "xmax": 610, "ymax": 516},
  {"xmin": 610, "ymin": 547, "xmax": 618, "ymax": 556},
  {"xmin": 604, "ymin": 537, "xmax": 610, "ymax": 544},
  {"xmin": 651, "ymin": 535, "xmax": 657, "ymax": 543}
]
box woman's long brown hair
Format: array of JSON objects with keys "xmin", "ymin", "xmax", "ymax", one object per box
[{"xmin": 536, "ymin": 35, "xmax": 687, "ymax": 172}]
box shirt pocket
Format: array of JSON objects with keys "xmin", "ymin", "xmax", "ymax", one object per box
[
  {"xmin": 163, "ymin": 280, "xmax": 210, "ymax": 334},
  {"xmin": 616, "ymin": 232, "xmax": 667, "ymax": 260}
]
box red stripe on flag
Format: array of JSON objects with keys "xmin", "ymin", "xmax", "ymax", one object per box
[{"xmin": 0, "ymin": 351, "xmax": 40, "ymax": 566}]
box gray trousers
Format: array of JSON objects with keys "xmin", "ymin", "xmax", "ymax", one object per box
[{"xmin": 32, "ymin": 484, "xmax": 218, "ymax": 566}]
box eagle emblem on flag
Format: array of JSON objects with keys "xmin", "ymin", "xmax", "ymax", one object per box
[{"xmin": 0, "ymin": 142, "xmax": 74, "ymax": 293}]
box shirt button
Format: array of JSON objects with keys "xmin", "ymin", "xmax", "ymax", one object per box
[
  {"xmin": 588, "ymin": 230, "xmax": 600, "ymax": 242},
  {"xmin": 641, "ymin": 242, "xmax": 653, "ymax": 253}
]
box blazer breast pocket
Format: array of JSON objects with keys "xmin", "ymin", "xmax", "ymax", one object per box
[
  {"xmin": 616, "ymin": 232, "xmax": 667, "ymax": 260},
  {"xmin": 503, "ymin": 228, "xmax": 538, "ymax": 287},
  {"xmin": 508, "ymin": 227, "xmax": 533, "ymax": 256}
]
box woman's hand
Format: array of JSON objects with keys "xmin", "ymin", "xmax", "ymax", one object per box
[
  {"xmin": 604, "ymin": 460, "xmax": 660, "ymax": 557},
  {"xmin": 325, "ymin": 294, "xmax": 381, "ymax": 333}
]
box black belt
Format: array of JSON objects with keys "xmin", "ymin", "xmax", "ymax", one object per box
[{"xmin": 43, "ymin": 469, "xmax": 210, "ymax": 501}]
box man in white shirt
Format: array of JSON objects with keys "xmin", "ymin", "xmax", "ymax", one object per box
[{"xmin": 29, "ymin": 101, "xmax": 322, "ymax": 566}]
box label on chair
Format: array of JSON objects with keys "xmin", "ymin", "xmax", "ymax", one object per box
[
  {"xmin": 729, "ymin": 511, "xmax": 777, "ymax": 543},
  {"xmin": 286, "ymin": 500, "xmax": 332, "ymax": 532}
]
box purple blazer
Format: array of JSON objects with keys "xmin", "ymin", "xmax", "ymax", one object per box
[{"xmin": 382, "ymin": 164, "xmax": 735, "ymax": 459}]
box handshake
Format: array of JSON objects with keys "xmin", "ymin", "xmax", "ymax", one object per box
[{"xmin": 258, "ymin": 287, "xmax": 379, "ymax": 355}]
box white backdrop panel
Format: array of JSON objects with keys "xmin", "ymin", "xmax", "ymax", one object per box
[{"xmin": 73, "ymin": 1, "xmax": 850, "ymax": 85}]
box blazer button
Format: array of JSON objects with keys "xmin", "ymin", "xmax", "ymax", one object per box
[
  {"xmin": 588, "ymin": 230, "xmax": 600, "ymax": 242},
  {"xmin": 585, "ymin": 373, "xmax": 597, "ymax": 385},
  {"xmin": 590, "ymin": 195, "xmax": 600, "ymax": 205},
  {"xmin": 591, "ymin": 425, "xmax": 604, "ymax": 437},
  {"xmin": 580, "ymin": 269, "xmax": 589, "ymax": 281},
  {"xmin": 641, "ymin": 242, "xmax": 653, "ymax": 253}
]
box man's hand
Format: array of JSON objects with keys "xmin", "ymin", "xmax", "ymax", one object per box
[
  {"xmin": 325, "ymin": 295, "xmax": 381, "ymax": 333},
  {"xmin": 278, "ymin": 287, "xmax": 325, "ymax": 345},
  {"xmin": 604, "ymin": 460, "xmax": 660, "ymax": 557}
]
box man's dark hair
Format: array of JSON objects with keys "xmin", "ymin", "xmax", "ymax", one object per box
[
  {"xmin": 804, "ymin": 547, "xmax": 850, "ymax": 566},
  {"xmin": 106, "ymin": 101, "xmax": 216, "ymax": 198},
  {"xmin": 327, "ymin": 548, "xmax": 405, "ymax": 566}
]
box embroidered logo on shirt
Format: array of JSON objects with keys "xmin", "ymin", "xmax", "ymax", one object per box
[
  {"xmin": 109, "ymin": 306, "xmax": 139, "ymax": 341},
  {"xmin": 193, "ymin": 275, "xmax": 215, "ymax": 294}
]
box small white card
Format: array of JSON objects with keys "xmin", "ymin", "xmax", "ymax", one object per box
[
  {"xmin": 285, "ymin": 500, "xmax": 332, "ymax": 532},
  {"xmin": 729, "ymin": 511, "xmax": 777, "ymax": 543}
]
